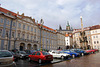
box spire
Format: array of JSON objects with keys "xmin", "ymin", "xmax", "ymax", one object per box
[
  {"xmin": 59, "ymin": 25, "xmax": 62, "ymax": 30},
  {"xmin": 66, "ymin": 21, "xmax": 70, "ymax": 30},
  {"xmin": 67, "ymin": 21, "xmax": 70, "ymax": 26}
]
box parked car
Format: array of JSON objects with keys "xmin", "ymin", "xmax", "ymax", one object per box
[
  {"xmin": 10, "ymin": 51, "xmax": 20, "ymax": 61},
  {"xmin": 86, "ymin": 49, "xmax": 96, "ymax": 53},
  {"xmin": 16, "ymin": 51, "xmax": 28, "ymax": 59},
  {"xmin": 61, "ymin": 50, "xmax": 80, "ymax": 58},
  {"xmin": 49, "ymin": 50, "xmax": 70, "ymax": 59},
  {"xmin": 85, "ymin": 49, "xmax": 95, "ymax": 54},
  {"xmin": 70, "ymin": 49, "xmax": 86, "ymax": 56},
  {"xmin": 28, "ymin": 51, "xmax": 53, "ymax": 64},
  {"xmin": 93, "ymin": 49, "xmax": 99, "ymax": 52},
  {"xmin": 25, "ymin": 50, "xmax": 36, "ymax": 55},
  {"xmin": 0, "ymin": 50, "xmax": 16, "ymax": 67}
]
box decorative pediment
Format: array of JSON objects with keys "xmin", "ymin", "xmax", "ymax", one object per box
[{"xmin": 22, "ymin": 16, "xmax": 35, "ymax": 24}]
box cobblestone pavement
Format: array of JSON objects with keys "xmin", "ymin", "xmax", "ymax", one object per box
[{"xmin": 16, "ymin": 52, "xmax": 100, "ymax": 67}]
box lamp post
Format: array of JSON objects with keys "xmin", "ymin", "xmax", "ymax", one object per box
[
  {"xmin": 40, "ymin": 19, "xmax": 44, "ymax": 51},
  {"xmin": 14, "ymin": 38, "xmax": 17, "ymax": 49}
]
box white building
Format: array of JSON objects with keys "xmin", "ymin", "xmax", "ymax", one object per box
[
  {"xmin": 65, "ymin": 34, "xmax": 73, "ymax": 48},
  {"xmin": 90, "ymin": 25, "xmax": 100, "ymax": 50}
]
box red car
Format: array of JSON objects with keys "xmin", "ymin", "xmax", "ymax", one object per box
[
  {"xmin": 28, "ymin": 51, "xmax": 53, "ymax": 64},
  {"xmin": 93, "ymin": 49, "xmax": 99, "ymax": 52},
  {"xmin": 85, "ymin": 49, "xmax": 95, "ymax": 54}
]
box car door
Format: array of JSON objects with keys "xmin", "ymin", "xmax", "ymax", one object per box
[
  {"xmin": 35, "ymin": 52, "xmax": 41, "ymax": 61},
  {"xmin": 31, "ymin": 52, "xmax": 36, "ymax": 61}
]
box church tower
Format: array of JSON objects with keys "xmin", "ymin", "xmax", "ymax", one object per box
[
  {"xmin": 59, "ymin": 25, "xmax": 62, "ymax": 30},
  {"xmin": 66, "ymin": 21, "xmax": 70, "ymax": 30}
]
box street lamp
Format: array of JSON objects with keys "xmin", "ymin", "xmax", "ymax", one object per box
[
  {"xmin": 14, "ymin": 38, "xmax": 17, "ymax": 49},
  {"xmin": 40, "ymin": 19, "xmax": 44, "ymax": 51}
]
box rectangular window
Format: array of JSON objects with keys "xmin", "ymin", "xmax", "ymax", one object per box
[
  {"xmin": 23, "ymin": 24, "xmax": 25, "ymax": 30},
  {"xmin": 27, "ymin": 26, "xmax": 29, "ymax": 31},
  {"xmin": 27, "ymin": 35, "xmax": 29, "ymax": 39},
  {"xmin": 96, "ymin": 36, "xmax": 98, "ymax": 38},
  {"xmin": 94, "ymin": 41, "xmax": 96, "ymax": 44},
  {"xmin": 0, "ymin": 18, "xmax": 3, "ymax": 23},
  {"xmin": 0, "ymin": 29, "xmax": 2, "ymax": 36},
  {"xmin": 34, "ymin": 28, "xmax": 36, "ymax": 33},
  {"xmin": 31, "ymin": 27, "xmax": 33, "ymax": 32},
  {"xmin": 97, "ymin": 41, "xmax": 99, "ymax": 44},
  {"xmin": 34, "ymin": 36, "xmax": 36, "ymax": 39},
  {"xmin": 18, "ymin": 33, "xmax": 20, "ymax": 38},
  {"xmin": 12, "ymin": 22, "xmax": 15, "ymax": 26},
  {"xmin": 23, "ymin": 34, "xmax": 25, "ymax": 39},
  {"xmin": 31, "ymin": 36, "xmax": 32, "ymax": 40},
  {"xmin": 6, "ymin": 20, "xmax": 9, "ymax": 25},
  {"xmin": 6, "ymin": 31, "xmax": 9, "ymax": 37},
  {"xmin": 12, "ymin": 32, "xmax": 15, "ymax": 38},
  {"xmin": 93, "ymin": 36, "xmax": 95, "ymax": 39},
  {"xmin": 18, "ymin": 23, "xmax": 21, "ymax": 28}
]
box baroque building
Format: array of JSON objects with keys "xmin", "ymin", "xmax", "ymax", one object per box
[
  {"xmin": 90, "ymin": 25, "xmax": 100, "ymax": 50},
  {"xmin": 0, "ymin": 7, "xmax": 66, "ymax": 50},
  {"xmin": 73, "ymin": 25, "xmax": 100, "ymax": 50}
]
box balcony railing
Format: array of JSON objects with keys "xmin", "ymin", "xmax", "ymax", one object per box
[{"xmin": 18, "ymin": 38, "xmax": 38, "ymax": 43}]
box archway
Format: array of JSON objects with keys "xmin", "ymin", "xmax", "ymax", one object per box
[
  {"xmin": 20, "ymin": 43, "xmax": 25, "ymax": 51},
  {"xmin": 27, "ymin": 44, "xmax": 31, "ymax": 50},
  {"xmin": 33, "ymin": 44, "xmax": 37, "ymax": 50}
]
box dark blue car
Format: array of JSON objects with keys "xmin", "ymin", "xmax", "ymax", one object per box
[
  {"xmin": 70, "ymin": 49, "xmax": 86, "ymax": 56},
  {"xmin": 60, "ymin": 50, "xmax": 80, "ymax": 58}
]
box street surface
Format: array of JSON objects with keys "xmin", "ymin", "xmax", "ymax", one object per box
[{"xmin": 16, "ymin": 52, "xmax": 100, "ymax": 67}]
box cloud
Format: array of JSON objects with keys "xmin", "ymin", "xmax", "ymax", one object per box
[{"xmin": 1, "ymin": 0, "xmax": 100, "ymax": 29}]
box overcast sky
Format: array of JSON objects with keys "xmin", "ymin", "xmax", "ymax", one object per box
[{"xmin": 0, "ymin": 0, "xmax": 100, "ymax": 29}]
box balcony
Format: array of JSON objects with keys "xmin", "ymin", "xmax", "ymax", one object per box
[{"xmin": 20, "ymin": 38, "xmax": 39, "ymax": 43}]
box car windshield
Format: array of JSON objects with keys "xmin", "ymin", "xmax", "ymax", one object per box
[
  {"xmin": 20, "ymin": 51, "xmax": 26, "ymax": 54},
  {"xmin": 0, "ymin": 51, "xmax": 12, "ymax": 58},
  {"xmin": 42, "ymin": 52, "xmax": 50, "ymax": 55},
  {"xmin": 10, "ymin": 51, "xmax": 15, "ymax": 55},
  {"xmin": 64, "ymin": 51, "xmax": 70, "ymax": 53},
  {"xmin": 59, "ymin": 51, "xmax": 64, "ymax": 53},
  {"xmin": 70, "ymin": 50, "xmax": 75, "ymax": 53}
]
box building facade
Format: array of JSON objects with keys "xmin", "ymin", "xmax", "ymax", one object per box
[
  {"xmin": 90, "ymin": 25, "xmax": 100, "ymax": 50},
  {"xmin": 65, "ymin": 34, "xmax": 73, "ymax": 49},
  {"xmin": 0, "ymin": 7, "xmax": 66, "ymax": 50},
  {"xmin": 73, "ymin": 27, "xmax": 92, "ymax": 49}
]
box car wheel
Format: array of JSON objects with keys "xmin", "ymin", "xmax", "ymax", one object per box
[
  {"xmin": 61, "ymin": 56, "xmax": 64, "ymax": 59},
  {"xmin": 91, "ymin": 52, "xmax": 93, "ymax": 54},
  {"xmin": 28, "ymin": 58, "xmax": 31, "ymax": 62},
  {"xmin": 20, "ymin": 55, "xmax": 22, "ymax": 59},
  {"xmin": 38, "ymin": 59, "xmax": 42, "ymax": 64},
  {"xmin": 72, "ymin": 55, "xmax": 75, "ymax": 58},
  {"xmin": 81, "ymin": 53, "xmax": 84, "ymax": 56}
]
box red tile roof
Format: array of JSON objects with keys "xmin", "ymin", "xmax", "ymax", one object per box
[
  {"xmin": 38, "ymin": 24, "xmax": 55, "ymax": 32},
  {"xmin": 0, "ymin": 7, "xmax": 17, "ymax": 16},
  {"xmin": 65, "ymin": 34, "xmax": 69, "ymax": 37},
  {"xmin": 90, "ymin": 25, "xmax": 100, "ymax": 30}
]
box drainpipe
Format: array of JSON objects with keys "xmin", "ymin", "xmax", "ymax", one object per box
[{"xmin": 8, "ymin": 19, "xmax": 13, "ymax": 50}]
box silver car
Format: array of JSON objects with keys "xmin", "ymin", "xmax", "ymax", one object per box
[
  {"xmin": 16, "ymin": 51, "xmax": 28, "ymax": 59},
  {"xmin": 0, "ymin": 50, "xmax": 16, "ymax": 67}
]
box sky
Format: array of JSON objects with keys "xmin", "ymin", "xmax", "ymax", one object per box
[{"xmin": 0, "ymin": 0, "xmax": 100, "ymax": 29}]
